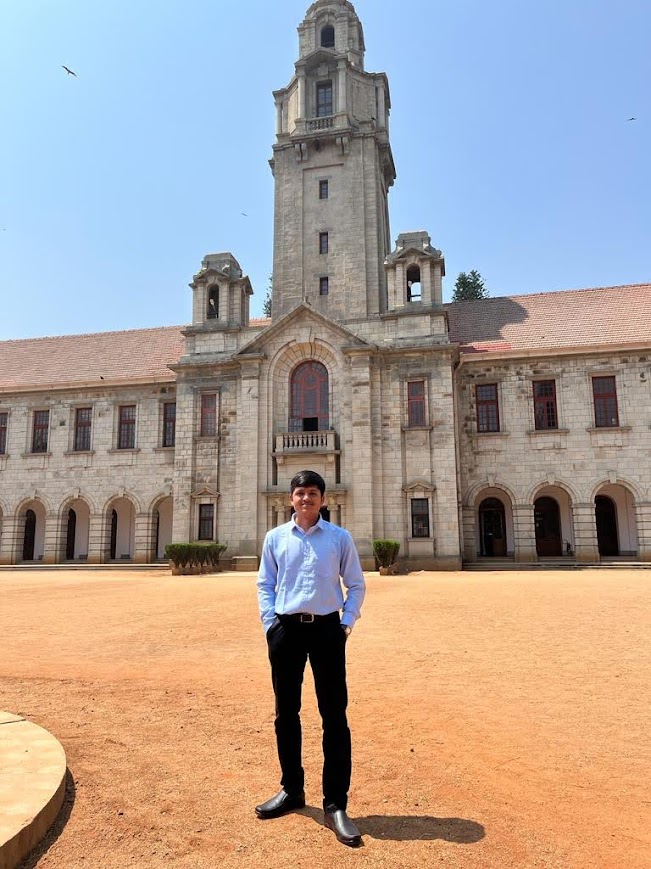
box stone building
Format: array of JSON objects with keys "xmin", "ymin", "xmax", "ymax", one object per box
[{"xmin": 1, "ymin": 0, "xmax": 650, "ymax": 568}]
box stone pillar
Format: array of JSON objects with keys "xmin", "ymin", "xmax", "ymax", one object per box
[
  {"xmin": 572, "ymin": 502, "xmax": 599, "ymax": 562},
  {"xmin": 235, "ymin": 357, "xmax": 262, "ymax": 558},
  {"xmin": 396, "ymin": 263, "xmax": 405, "ymax": 305},
  {"xmin": 0, "ymin": 515, "xmax": 19, "ymax": 565},
  {"xmin": 461, "ymin": 505, "xmax": 476, "ymax": 562},
  {"xmin": 172, "ymin": 380, "xmax": 195, "ymax": 546},
  {"xmin": 133, "ymin": 512, "xmax": 152, "ymax": 564},
  {"xmin": 42, "ymin": 512, "xmax": 59, "ymax": 565},
  {"xmin": 432, "ymin": 263, "xmax": 443, "ymax": 305},
  {"xmin": 337, "ymin": 61, "xmax": 347, "ymax": 114},
  {"xmin": 348, "ymin": 352, "xmax": 374, "ymax": 568},
  {"xmin": 513, "ymin": 503, "xmax": 537, "ymax": 562},
  {"xmin": 297, "ymin": 72, "xmax": 305, "ymax": 119},
  {"xmin": 376, "ymin": 85, "xmax": 386, "ymax": 128},
  {"xmin": 421, "ymin": 262, "xmax": 433, "ymax": 306},
  {"xmin": 87, "ymin": 513, "xmax": 105, "ymax": 564},
  {"xmin": 634, "ymin": 501, "xmax": 651, "ymax": 561},
  {"xmin": 275, "ymin": 96, "xmax": 283, "ymax": 135}
]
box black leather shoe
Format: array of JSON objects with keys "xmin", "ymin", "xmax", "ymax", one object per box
[
  {"xmin": 324, "ymin": 806, "xmax": 362, "ymax": 847},
  {"xmin": 255, "ymin": 789, "xmax": 306, "ymax": 819}
]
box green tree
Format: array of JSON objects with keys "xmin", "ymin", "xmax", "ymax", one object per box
[
  {"xmin": 262, "ymin": 274, "xmax": 273, "ymax": 317},
  {"xmin": 452, "ymin": 269, "xmax": 489, "ymax": 301}
]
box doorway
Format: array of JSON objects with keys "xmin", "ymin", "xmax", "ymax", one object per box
[
  {"xmin": 595, "ymin": 495, "xmax": 619, "ymax": 556},
  {"xmin": 534, "ymin": 496, "xmax": 562, "ymax": 556},
  {"xmin": 478, "ymin": 498, "xmax": 507, "ymax": 557},
  {"xmin": 65, "ymin": 509, "xmax": 77, "ymax": 560},
  {"xmin": 23, "ymin": 510, "xmax": 36, "ymax": 561}
]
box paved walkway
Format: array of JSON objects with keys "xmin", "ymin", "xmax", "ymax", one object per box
[{"xmin": 0, "ymin": 712, "xmax": 66, "ymax": 869}]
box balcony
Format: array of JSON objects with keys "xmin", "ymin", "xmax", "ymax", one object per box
[{"xmin": 274, "ymin": 430, "xmax": 337, "ymax": 455}]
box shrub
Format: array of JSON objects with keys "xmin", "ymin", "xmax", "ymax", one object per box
[
  {"xmin": 165, "ymin": 542, "xmax": 228, "ymax": 573},
  {"xmin": 372, "ymin": 539, "xmax": 400, "ymax": 568}
]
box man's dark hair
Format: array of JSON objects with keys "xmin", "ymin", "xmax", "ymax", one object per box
[{"xmin": 289, "ymin": 470, "xmax": 326, "ymax": 495}]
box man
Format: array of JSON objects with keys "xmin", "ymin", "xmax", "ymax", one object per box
[{"xmin": 255, "ymin": 470, "xmax": 366, "ymax": 847}]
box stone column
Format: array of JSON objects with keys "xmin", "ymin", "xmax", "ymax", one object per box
[
  {"xmin": 275, "ymin": 96, "xmax": 283, "ymax": 135},
  {"xmin": 337, "ymin": 61, "xmax": 347, "ymax": 114},
  {"xmin": 87, "ymin": 513, "xmax": 105, "ymax": 564},
  {"xmin": 461, "ymin": 505, "xmax": 476, "ymax": 562},
  {"xmin": 513, "ymin": 503, "xmax": 537, "ymax": 562},
  {"xmin": 634, "ymin": 501, "xmax": 651, "ymax": 561},
  {"xmin": 133, "ymin": 512, "xmax": 152, "ymax": 563},
  {"xmin": 41, "ymin": 512, "xmax": 59, "ymax": 565},
  {"xmin": 297, "ymin": 72, "xmax": 305, "ymax": 119},
  {"xmin": 0, "ymin": 515, "xmax": 19, "ymax": 565},
  {"xmin": 421, "ymin": 262, "xmax": 432, "ymax": 306},
  {"xmin": 348, "ymin": 352, "xmax": 375, "ymax": 568},
  {"xmin": 171, "ymin": 380, "xmax": 195, "ymax": 546},
  {"xmin": 376, "ymin": 85, "xmax": 386, "ymax": 128},
  {"xmin": 572, "ymin": 502, "xmax": 599, "ymax": 562},
  {"xmin": 234, "ymin": 357, "xmax": 262, "ymax": 557}
]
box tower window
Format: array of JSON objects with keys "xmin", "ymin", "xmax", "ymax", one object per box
[
  {"xmin": 319, "ymin": 179, "xmax": 329, "ymax": 200},
  {"xmin": 319, "ymin": 277, "xmax": 329, "ymax": 295},
  {"xmin": 407, "ymin": 265, "xmax": 422, "ymax": 302},
  {"xmin": 316, "ymin": 81, "xmax": 333, "ymax": 118},
  {"xmin": 207, "ymin": 286, "xmax": 219, "ymax": 319},
  {"xmin": 200, "ymin": 393, "xmax": 217, "ymax": 437},
  {"xmin": 319, "ymin": 232, "xmax": 329, "ymax": 254},
  {"xmin": 411, "ymin": 498, "xmax": 430, "ymax": 538},
  {"xmin": 321, "ymin": 25, "xmax": 335, "ymax": 48}
]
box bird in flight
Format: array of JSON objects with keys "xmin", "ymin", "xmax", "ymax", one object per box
[
  {"xmin": 62, "ymin": 65, "xmax": 77, "ymax": 77},
  {"xmin": 626, "ymin": 117, "xmax": 637, "ymax": 121},
  {"xmin": 241, "ymin": 212, "xmax": 248, "ymax": 217}
]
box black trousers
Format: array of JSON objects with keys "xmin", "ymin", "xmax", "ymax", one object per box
[{"xmin": 266, "ymin": 611, "xmax": 351, "ymax": 810}]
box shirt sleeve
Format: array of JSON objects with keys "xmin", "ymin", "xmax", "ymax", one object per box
[
  {"xmin": 257, "ymin": 531, "xmax": 278, "ymax": 633},
  {"xmin": 339, "ymin": 530, "xmax": 366, "ymax": 629}
]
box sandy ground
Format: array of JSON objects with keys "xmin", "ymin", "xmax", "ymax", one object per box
[{"xmin": 1, "ymin": 568, "xmax": 650, "ymax": 869}]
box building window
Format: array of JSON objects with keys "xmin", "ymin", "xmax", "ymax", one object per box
[
  {"xmin": 290, "ymin": 360, "xmax": 329, "ymax": 431},
  {"xmin": 476, "ymin": 384, "xmax": 500, "ymax": 433},
  {"xmin": 118, "ymin": 405, "xmax": 136, "ymax": 449},
  {"xmin": 32, "ymin": 410, "xmax": 49, "ymax": 453},
  {"xmin": 200, "ymin": 393, "xmax": 217, "ymax": 437},
  {"xmin": 74, "ymin": 407, "xmax": 92, "ymax": 451},
  {"xmin": 319, "ymin": 276, "xmax": 329, "ymax": 295},
  {"xmin": 406, "ymin": 265, "xmax": 422, "ymax": 302},
  {"xmin": 198, "ymin": 504, "xmax": 214, "ymax": 541},
  {"xmin": 207, "ymin": 286, "xmax": 219, "ymax": 319},
  {"xmin": 319, "ymin": 179, "xmax": 329, "ymax": 200},
  {"xmin": 321, "ymin": 24, "xmax": 335, "ymax": 48},
  {"xmin": 411, "ymin": 498, "xmax": 430, "ymax": 538},
  {"xmin": 533, "ymin": 380, "xmax": 558, "ymax": 430},
  {"xmin": 593, "ymin": 376, "xmax": 619, "ymax": 427},
  {"xmin": 0, "ymin": 412, "xmax": 7, "ymax": 455},
  {"xmin": 162, "ymin": 402, "xmax": 176, "ymax": 447},
  {"xmin": 316, "ymin": 81, "xmax": 333, "ymax": 117},
  {"xmin": 407, "ymin": 381, "xmax": 426, "ymax": 427},
  {"xmin": 319, "ymin": 232, "xmax": 329, "ymax": 254}
]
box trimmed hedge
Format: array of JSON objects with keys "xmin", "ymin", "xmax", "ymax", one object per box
[
  {"xmin": 165, "ymin": 542, "xmax": 227, "ymax": 572},
  {"xmin": 372, "ymin": 539, "xmax": 400, "ymax": 568}
]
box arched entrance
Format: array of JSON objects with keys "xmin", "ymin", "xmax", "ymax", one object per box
[
  {"xmin": 106, "ymin": 498, "xmax": 135, "ymax": 561},
  {"xmin": 65, "ymin": 510, "xmax": 77, "ymax": 560},
  {"xmin": 534, "ymin": 496, "xmax": 562, "ymax": 556},
  {"xmin": 23, "ymin": 510, "xmax": 36, "ymax": 561},
  {"xmin": 595, "ymin": 495, "xmax": 619, "ymax": 556},
  {"xmin": 478, "ymin": 498, "xmax": 507, "ymax": 557},
  {"xmin": 152, "ymin": 496, "xmax": 173, "ymax": 560}
]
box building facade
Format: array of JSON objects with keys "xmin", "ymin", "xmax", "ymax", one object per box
[{"xmin": 1, "ymin": 0, "xmax": 650, "ymax": 568}]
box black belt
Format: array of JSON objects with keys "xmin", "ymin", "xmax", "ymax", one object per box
[{"xmin": 277, "ymin": 612, "xmax": 338, "ymax": 623}]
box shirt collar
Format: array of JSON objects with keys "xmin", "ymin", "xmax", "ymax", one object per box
[{"xmin": 291, "ymin": 515, "xmax": 325, "ymax": 535}]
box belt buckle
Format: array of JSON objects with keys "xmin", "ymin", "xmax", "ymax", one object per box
[{"xmin": 299, "ymin": 613, "xmax": 315, "ymax": 623}]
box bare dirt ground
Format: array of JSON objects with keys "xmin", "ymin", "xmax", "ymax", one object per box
[{"xmin": 1, "ymin": 568, "xmax": 649, "ymax": 869}]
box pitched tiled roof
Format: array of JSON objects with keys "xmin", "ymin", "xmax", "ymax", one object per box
[
  {"xmin": 446, "ymin": 283, "xmax": 651, "ymax": 354},
  {"xmin": 0, "ymin": 326, "xmax": 186, "ymax": 391}
]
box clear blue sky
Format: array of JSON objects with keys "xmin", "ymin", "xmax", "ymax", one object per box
[{"xmin": 1, "ymin": 0, "xmax": 649, "ymax": 340}]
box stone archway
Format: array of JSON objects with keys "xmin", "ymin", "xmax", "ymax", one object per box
[
  {"xmin": 19, "ymin": 501, "xmax": 47, "ymax": 562},
  {"xmin": 105, "ymin": 497, "xmax": 135, "ymax": 561},
  {"xmin": 478, "ymin": 497, "xmax": 507, "ymax": 557},
  {"xmin": 593, "ymin": 483, "xmax": 638, "ymax": 558},
  {"xmin": 152, "ymin": 496, "xmax": 173, "ymax": 561}
]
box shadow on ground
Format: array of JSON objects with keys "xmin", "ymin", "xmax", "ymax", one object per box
[
  {"xmin": 19, "ymin": 768, "xmax": 76, "ymax": 868},
  {"xmin": 299, "ymin": 806, "xmax": 485, "ymax": 843}
]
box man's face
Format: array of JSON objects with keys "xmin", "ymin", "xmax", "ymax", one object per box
[{"xmin": 290, "ymin": 485, "xmax": 325, "ymax": 525}]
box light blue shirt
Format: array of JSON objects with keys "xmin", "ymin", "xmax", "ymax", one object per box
[{"xmin": 257, "ymin": 516, "xmax": 366, "ymax": 633}]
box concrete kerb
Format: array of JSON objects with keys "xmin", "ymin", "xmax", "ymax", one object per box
[{"xmin": 0, "ymin": 712, "xmax": 67, "ymax": 869}]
